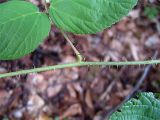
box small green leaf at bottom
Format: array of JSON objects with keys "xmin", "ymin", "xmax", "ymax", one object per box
[{"xmin": 109, "ymin": 92, "xmax": 160, "ymax": 120}]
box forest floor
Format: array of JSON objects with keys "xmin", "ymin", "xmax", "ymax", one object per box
[{"xmin": 0, "ymin": 0, "xmax": 160, "ymax": 120}]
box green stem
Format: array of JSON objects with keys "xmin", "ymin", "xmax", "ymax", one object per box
[
  {"xmin": 0, "ymin": 60, "xmax": 159, "ymax": 78},
  {"xmin": 61, "ymin": 31, "xmax": 83, "ymax": 62}
]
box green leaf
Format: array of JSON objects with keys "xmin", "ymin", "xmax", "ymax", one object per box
[
  {"xmin": 144, "ymin": 6, "xmax": 159, "ymax": 20},
  {"xmin": 0, "ymin": 1, "xmax": 51, "ymax": 60},
  {"xmin": 49, "ymin": 0, "xmax": 137, "ymax": 34},
  {"xmin": 109, "ymin": 92, "xmax": 160, "ymax": 120}
]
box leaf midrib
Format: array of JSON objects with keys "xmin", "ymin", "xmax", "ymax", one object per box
[{"xmin": 1, "ymin": 12, "xmax": 40, "ymax": 25}]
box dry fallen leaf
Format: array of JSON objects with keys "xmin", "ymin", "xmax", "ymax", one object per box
[
  {"xmin": 0, "ymin": 90, "xmax": 10, "ymax": 107},
  {"xmin": 85, "ymin": 90, "xmax": 94, "ymax": 110},
  {"xmin": 38, "ymin": 113, "xmax": 53, "ymax": 120},
  {"xmin": 60, "ymin": 104, "xmax": 82, "ymax": 119},
  {"xmin": 47, "ymin": 85, "xmax": 62, "ymax": 97}
]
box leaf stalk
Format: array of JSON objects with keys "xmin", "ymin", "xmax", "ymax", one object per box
[{"xmin": 61, "ymin": 31, "xmax": 83, "ymax": 62}]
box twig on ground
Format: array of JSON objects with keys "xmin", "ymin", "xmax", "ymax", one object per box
[{"xmin": 99, "ymin": 81, "xmax": 116, "ymax": 101}]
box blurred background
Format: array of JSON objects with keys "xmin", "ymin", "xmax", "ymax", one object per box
[{"xmin": 0, "ymin": 0, "xmax": 160, "ymax": 120}]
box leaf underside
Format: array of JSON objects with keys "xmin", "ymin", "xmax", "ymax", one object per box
[
  {"xmin": 49, "ymin": 0, "xmax": 138, "ymax": 34},
  {"xmin": 0, "ymin": 1, "xmax": 50, "ymax": 60},
  {"xmin": 109, "ymin": 92, "xmax": 160, "ymax": 120}
]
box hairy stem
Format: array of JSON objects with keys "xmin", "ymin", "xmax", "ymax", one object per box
[
  {"xmin": 0, "ymin": 60, "xmax": 159, "ymax": 78},
  {"xmin": 61, "ymin": 31, "xmax": 83, "ymax": 62}
]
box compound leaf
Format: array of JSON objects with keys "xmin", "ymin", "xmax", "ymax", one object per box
[
  {"xmin": 0, "ymin": 1, "xmax": 51, "ymax": 60},
  {"xmin": 49, "ymin": 0, "xmax": 137, "ymax": 34},
  {"xmin": 109, "ymin": 92, "xmax": 160, "ymax": 120}
]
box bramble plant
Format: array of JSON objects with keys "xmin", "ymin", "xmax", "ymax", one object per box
[
  {"xmin": 1, "ymin": 1, "xmax": 160, "ymax": 120},
  {"xmin": 0, "ymin": 0, "xmax": 138, "ymax": 60},
  {"xmin": 0, "ymin": 1, "xmax": 160, "ymax": 77}
]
